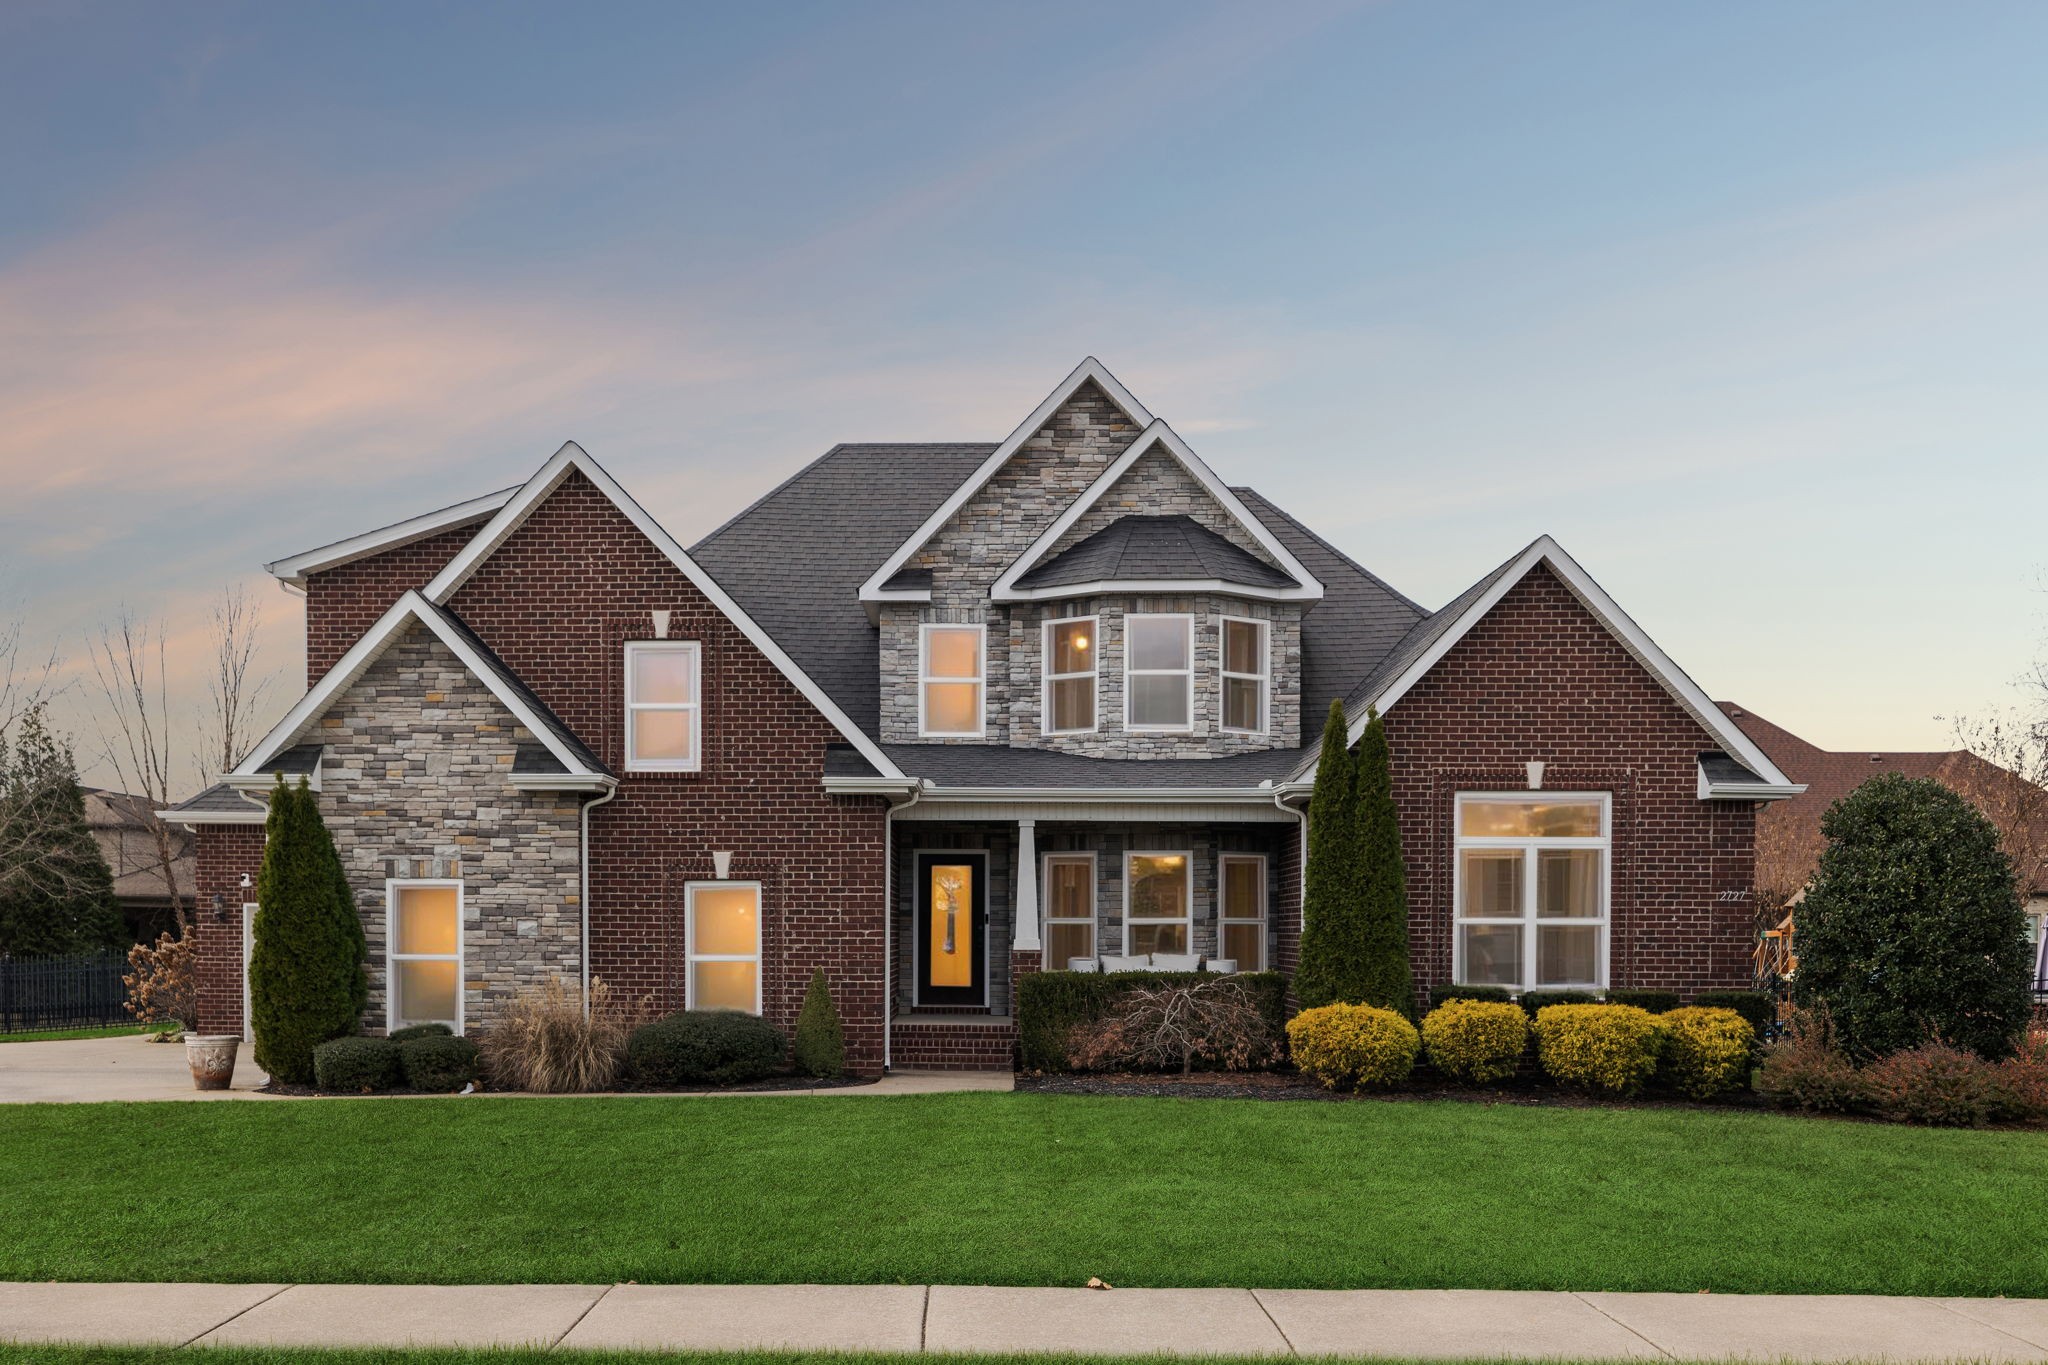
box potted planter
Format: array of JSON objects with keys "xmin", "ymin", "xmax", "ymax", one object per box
[{"xmin": 185, "ymin": 1034, "xmax": 241, "ymax": 1091}]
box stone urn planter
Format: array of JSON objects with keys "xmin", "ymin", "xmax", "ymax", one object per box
[{"xmin": 185, "ymin": 1034, "xmax": 241, "ymax": 1091}]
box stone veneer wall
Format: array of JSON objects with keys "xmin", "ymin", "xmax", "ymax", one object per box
[
  {"xmin": 1039, "ymin": 441, "xmax": 1275, "ymax": 565},
  {"xmin": 313, "ymin": 624, "xmax": 584, "ymax": 1032}
]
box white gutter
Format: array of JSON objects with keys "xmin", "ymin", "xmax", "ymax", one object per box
[
  {"xmin": 579, "ymin": 783, "xmax": 620, "ymax": 1015},
  {"xmin": 881, "ymin": 780, "xmax": 928, "ymax": 1072},
  {"xmin": 1269, "ymin": 781, "xmax": 1311, "ymax": 940},
  {"xmin": 894, "ymin": 785, "xmax": 1300, "ymax": 804}
]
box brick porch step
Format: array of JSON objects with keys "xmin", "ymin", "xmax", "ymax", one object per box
[{"xmin": 891, "ymin": 1014, "xmax": 1015, "ymax": 1072}]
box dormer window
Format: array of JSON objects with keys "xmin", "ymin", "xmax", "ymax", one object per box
[
  {"xmin": 1124, "ymin": 614, "xmax": 1192, "ymax": 732},
  {"xmin": 1044, "ymin": 616, "xmax": 1098, "ymax": 734},
  {"xmin": 1220, "ymin": 617, "xmax": 1269, "ymax": 735},
  {"xmin": 919, "ymin": 624, "xmax": 985, "ymax": 737},
  {"xmin": 625, "ymin": 641, "xmax": 701, "ymax": 772}
]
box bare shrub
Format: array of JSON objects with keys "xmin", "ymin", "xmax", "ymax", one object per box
[
  {"xmin": 475, "ymin": 977, "xmax": 651, "ymax": 1093},
  {"xmin": 1065, "ymin": 979, "xmax": 1281, "ymax": 1076},
  {"xmin": 1758, "ymin": 1010, "xmax": 1868, "ymax": 1113},
  {"xmin": 123, "ymin": 932, "xmax": 196, "ymax": 1031}
]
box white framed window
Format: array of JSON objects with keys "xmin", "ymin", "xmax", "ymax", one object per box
[
  {"xmin": 625, "ymin": 640, "xmax": 701, "ymax": 772},
  {"xmin": 387, "ymin": 880, "xmax": 463, "ymax": 1033},
  {"xmin": 1043, "ymin": 852, "xmax": 1097, "ymax": 967},
  {"xmin": 1124, "ymin": 851, "xmax": 1191, "ymax": 956},
  {"xmin": 1124, "ymin": 614, "xmax": 1193, "ymax": 732},
  {"xmin": 1453, "ymin": 793, "xmax": 1610, "ymax": 992},
  {"xmin": 685, "ymin": 880, "xmax": 763, "ymax": 1014},
  {"xmin": 1219, "ymin": 854, "xmax": 1267, "ymax": 970},
  {"xmin": 1043, "ymin": 616, "xmax": 1098, "ymax": 735},
  {"xmin": 919, "ymin": 623, "xmax": 985, "ymax": 737},
  {"xmin": 1219, "ymin": 617, "xmax": 1269, "ymax": 735}
]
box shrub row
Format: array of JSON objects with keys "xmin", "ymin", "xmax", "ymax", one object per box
[
  {"xmin": 627, "ymin": 1010, "xmax": 787, "ymax": 1087},
  {"xmin": 311, "ymin": 1032, "xmax": 481, "ymax": 1093},
  {"xmin": 1759, "ymin": 1020, "xmax": 2048, "ymax": 1126},
  {"xmin": 1425, "ymin": 984, "xmax": 1772, "ymax": 1030},
  {"xmin": 1017, "ymin": 970, "xmax": 1288, "ymax": 1072}
]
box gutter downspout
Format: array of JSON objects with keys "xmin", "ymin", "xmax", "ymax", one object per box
[
  {"xmin": 882, "ymin": 779, "xmax": 925, "ymax": 1073},
  {"xmin": 579, "ymin": 782, "xmax": 620, "ymax": 1017},
  {"xmin": 1271, "ymin": 784, "xmax": 1309, "ymax": 965}
]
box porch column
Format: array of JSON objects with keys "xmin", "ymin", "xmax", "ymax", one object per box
[{"xmin": 1013, "ymin": 818, "xmax": 1041, "ymax": 951}]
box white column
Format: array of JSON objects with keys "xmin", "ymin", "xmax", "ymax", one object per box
[{"xmin": 1013, "ymin": 818, "xmax": 1041, "ymax": 951}]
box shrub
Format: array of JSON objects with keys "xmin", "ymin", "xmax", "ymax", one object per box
[
  {"xmin": 477, "ymin": 977, "xmax": 647, "ymax": 1093},
  {"xmin": 792, "ymin": 969, "xmax": 845, "ymax": 1078},
  {"xmin": 1427, "ymin": 984, "xmax": 1514, "ymax": 1010},
  {"xmin": 1605, "ymin": 989, "xmax": 1680, "ymax": 1014},
  {"xmin": 1694, "ymin": 990, "xmax": 1776, "ymax": 1040},
  {"xmin": 1793, "ymin": 773, "xmax": 2034, "ymax": 1060},
  {"xmin": 123, "ymin": 932, "xmax": 197, "ymax": 1030},
  {"xmin": 1533, "ymin": 1004, "xmax": 1664, "ymax": 1096},
  {"xmin": 1064, "ymin": 979, "xmax": 1283, "ymax": 1075},
  {"xmin": 399, "ymin": 1034, "xmax": 479, "ymax": 1092},
  {"xmin": 1287, "ymin": 1003, "xmax": 1420, "ymax": 1091},
  {"xmin": 629, "ymin": 1010, "xmax": 787, "ymax": 1087},
  {"xmin": 1757, "ymin": 1012, "xmax": 1869, "ymax": 1113},
  {"xmin": 1517, "ymin": 989, "xmax": 1600, "ymax": 1019},
  {"xmin": 313, "ymin": 1036, "xmax": 400, "ymax": 1093},
  {"xmin": 250, "ymin": 778, "xmax": 367, "ymax": 1084},
  {"xmin": 390, "ymin": 1022, "xmax": 453, "ymax": 1043},
  {"xmin": 1995, "ymin": 1035, "xmax": 2048, "ymax": 1120},
  {"xmin": 1659, "ymin": 1007, "xmax": 1755, "ymax": 1099},
  {"xmin": 1421, "ymin": 999, "xmax": 1529, "ymax": 1084},
  {"xmin": 1862, "ymin": 1044, "xmax": 2013, "ymax": 1127},
  {"xmin": 1016, "ymin": 970, "xmax": 1288, "ymax": 1072}
]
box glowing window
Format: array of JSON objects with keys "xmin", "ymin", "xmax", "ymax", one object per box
[
  {"xmin": 388, "ymin": 882, "xmax": 461, "ymax": 1031},
  {"xmin": 686, "ymin": 882, "xmax": 762, "ymax": 1014},
  {"xmin": 626, "ymin": 641, "xmax": 700, "ymax": 772}
]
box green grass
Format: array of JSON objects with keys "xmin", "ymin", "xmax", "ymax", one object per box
[
  {"xmin": 0, "ymin": 1023, "xmax": 153, "ymax": 1043},
  {"xmin": 0, "ymin": 1092, "xmax": 2041, "ymax": 1295}
]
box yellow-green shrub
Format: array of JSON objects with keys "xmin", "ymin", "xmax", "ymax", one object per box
[
  {"xmin": 1659, "ymin": 1006, "xmax": 1755, "ymax": 1098},
  {"xmin": 1533, "ymin": 1004, "xmax": 1664, "ymax": 1096},
  {"xmin": 1286, "ymin": 1003, "xmax": 1419, "ymax": 1091},
  {"xmin": 1421, "ymin": 999, "xmax": 1529, "ymax": 1084}
]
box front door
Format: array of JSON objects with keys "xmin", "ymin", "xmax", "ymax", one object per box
[{"xmin": 915, "ymin": 852, "xmax": 987, "ymax": 1007}]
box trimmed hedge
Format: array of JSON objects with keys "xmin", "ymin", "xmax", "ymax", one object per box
[
  {"xmin": 389, "ymin": 1022, "xmax": 453, "ymax": 1043},
  {"xmin": 312, "ymin": 1036, "xmax": 400, "ymax": 1093},
  {"xmin": 1533, "ymin": 1004, "xmax": 1664, "ymax": 1096},
  {"xmin": 1421, "ymin": 998, "xmax": 1529, "ymax": 1083},
  {"xmin": 1287, "ymin": 1003, "xmax": 1420, "ymax": 1090},
  {"xmin": 1517, "ymin": 989, "xmax": 1600, "ymax": 1019},
  {"xmin": 1659, "ymin": 1007, "xmax": 1754, "ymax": 1099},
  {"xmin": 1427, "ymin": 984, "xmax": 1514, "ymax": 1010},
  {"xmin": 1017, "ymin": 970, "xmax": 1288, "ymax": 1072},
  {"xmin": 1605, "ymin": 989, "xmax": 1680, "ymax": 1014},
  {"xmin": 627, "ymin": 1011, "xmax": 787, "ymax": 1087},
  {"xmin": 1694, "ymin": 990, "xmax": 1775, "ymax": 1039},
  {"xmin": 399, "ymin": 1034, "xmax": 479, "ymax": 1092}
]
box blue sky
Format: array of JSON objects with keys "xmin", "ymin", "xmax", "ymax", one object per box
[{"xmin": 4, "ymin": 0, "xmax": 2046, "ymax": 786}]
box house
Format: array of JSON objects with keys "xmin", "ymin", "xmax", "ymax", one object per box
[
  {"xmin": 165, "ymin": 359, "xmax": 1800, "ymax": 1073},
  {"xmin": 1718, "ymin": 703, "xmax": 2048, "ymax": 985},
  {"xmin": 82, "ymin": 788, "xmax": 191, "ymax": 944}
]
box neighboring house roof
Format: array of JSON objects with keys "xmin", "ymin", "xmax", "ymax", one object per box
[
  {"xmin": 83, "ymin": 788, "xmax": 195, "ymax": 900},
  {"xmin": 1012, "ymin": 514, "xmax": 1299, "ymax": 593}
]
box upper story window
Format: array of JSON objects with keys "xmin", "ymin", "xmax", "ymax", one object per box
[
  {"xmin": 1454, "ymin": 794, "xmax": 1609, "ymax": 992},
  {"xmin": 920, "ymin": 624, "xmax": 985, "ymax": 737},
  {"xmin": 1044, "ymin": 616, "xmax": 1098, "ymax": 734},
  {"xmin": 625, "ymin": 641, "xmax": 701, "ymax": 772},
  {"xmin": 1219, "ymin": 617, "xmax": 1268, "ymax": 734},
  {"xmin": 1124, "ymin": 614, "xmax": 1192, "ymax": 732}
]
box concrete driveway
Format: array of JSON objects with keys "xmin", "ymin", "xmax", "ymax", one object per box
[{"xmin": 0, "ymin": 1033, "xmax": 271, "ymax": 1103}]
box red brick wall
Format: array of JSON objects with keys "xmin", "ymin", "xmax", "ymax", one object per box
[
  {"xmin": 303, "ymin": 520, "xmax": 489, "ymax": 681},
  {"xmin": 444, "ymin": 471, "xmax": 891, "ymax": 1073},
  {"xmin": 1381, "ymin": 563, "xmax": 1757, "ymax": 1003},
  {"xmin": 191, "ymin": 824, "xmax": 266, "ymax": 1036}
]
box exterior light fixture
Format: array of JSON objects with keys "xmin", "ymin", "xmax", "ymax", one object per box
[{"xmin": 210, "ymin": 892, "xmax": 228, "ymax": 922}]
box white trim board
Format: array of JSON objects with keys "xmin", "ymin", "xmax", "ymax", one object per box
[
  {"xmin": 417, "ymin": 441, "xmax": 904, "ymax": 781},
  {"xmin": 991, "ymin": 420, "xmax": 1323, "ymax": 604},
  {"xmin": 231, "ymin": 589, "xmax": 611, "ymax": 790},
  {"xmin": 1290, "ymin": 535, "xmax": 1797, "ymax": 794},
  {"xmin": 264, "ymin": 488, "xmax": 518, "ymax": 587},
  {"xmin": 857, "ymin": 358, "xmax": 1155, "ymax": 606}
]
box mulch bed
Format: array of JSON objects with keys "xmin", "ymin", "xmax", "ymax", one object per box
[
  {"xmin": 261, "ymin": 1073, "xmax": 878, "ymax": 1098},
  {"xmin": 1015, "ymin": 1068, "xmax": 1773, "ymax": 1113}
]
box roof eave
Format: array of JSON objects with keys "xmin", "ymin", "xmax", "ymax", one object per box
[
  {"xmin": 263, "ymin": 487, "xmax": 519, "ymax": 587},
  {"xmin": 994, "ymin": 577, "xmax": 1319, "ymax": 604}
]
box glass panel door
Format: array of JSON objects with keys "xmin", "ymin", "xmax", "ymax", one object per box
[{"xmin": 916, "ymin": 852, "xmax": 987, "ymax": 1006}]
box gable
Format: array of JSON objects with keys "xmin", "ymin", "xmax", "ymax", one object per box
[
  {"xmin": 302, "ymin": 516, "xmax": 494, "ymax": 681},
  {"xmin": 1037, "ymin": 439, "xmax": 1276, "ymax": 568}
]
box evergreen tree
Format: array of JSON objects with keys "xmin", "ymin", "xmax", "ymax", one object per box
[
  {"xmin": 1296, "ymin": 699, "xmax": 1366, "ymax": 1010},
  {"xmin": 1353, "ymin": 706, "xmax": 1414, "ymax": 1014},
  {"xmin": 792, "ymin": 968, "xmax": 846, "ymax": 1077},
  {"xmin": 1792, "ymin": 773, "xmax": 2032, "ymax": 1060},
  {"xmin": 250, "ymin": 778, "xmax": 366, "ymax": 1081},
  {"xmin": 0, "ymin": 708, "xmax": 124, "ymax": 958}
]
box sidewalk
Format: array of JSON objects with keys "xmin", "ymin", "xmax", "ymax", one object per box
[{"xmin": 3, "ymin": 1282, "xmax": 2046, "ymax": 1359}]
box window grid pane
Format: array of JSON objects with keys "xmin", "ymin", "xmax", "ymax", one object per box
[
  {"xmin": 687, "ymin": 883, "xmax": 762, "ymax": 1015},
  {"xmin": 924, "ymin": 627, "xmax": 982, "ymax": 680},
  {"xmin": 1453, "ymin": 793, "xmax": 1609, "ymax": 992},
  {"xmin": 1128, "ymin": 674, "xmax": 1189, "ymax": 728}
]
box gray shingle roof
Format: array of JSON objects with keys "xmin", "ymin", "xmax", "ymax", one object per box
[
  {"xmin": 164, "ymin": 783, "xmax": 267, "ymax": 815},
  {"xmin": 1341, "ymin": 539, "xmax": 1534, "ymax": 717},
  {"xmin": 1698, "ymin": 750, "xmax": 1767, "ymax": 787},
  {"xmin": 1013, "ymin": 514, "xmax": 1298, "ymax": 592},
  {"xmin": 881, "ymin": 743, "xmax": 1303, "ymax": 789}
]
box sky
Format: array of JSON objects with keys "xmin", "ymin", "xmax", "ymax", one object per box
[{"xmin": 3, "ymin": 0, "xmax": 2046, "ymax": 792}]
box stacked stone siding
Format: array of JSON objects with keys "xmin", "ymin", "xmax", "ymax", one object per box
[{"xmin": 1039, "ymin": 441, "xmax": 1276, "ymax": 567}]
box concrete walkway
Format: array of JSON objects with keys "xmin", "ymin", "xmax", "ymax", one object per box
[
  {"xmin": 3, "ymin": 1282, "xmax": 2046, "ymax": 1359},
  {"xmin": 0, "ymin": 1033, "xmax": 1011, "ymax": 1102}
]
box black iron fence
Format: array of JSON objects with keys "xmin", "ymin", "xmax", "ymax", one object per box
[{"xmin": 0, "ymin": 953, "xmax": 130, "ymax": 1033}]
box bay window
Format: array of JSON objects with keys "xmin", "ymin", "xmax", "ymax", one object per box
[
  {"xmin": 1125, "ymin": 851, "xmax": 1191, "ymax": 955},
  {"xmin": 1219, "ymin": 853, "xmax": 1267, "ymax": 969},
  {"xmin": 1124, "ymin": 614, "xmax": 1192, "ymax": 731},
  {"xmin": 387, "ymin": 881, "xmax": 462, "ymax": 1032},
  {"xmin": 919, "ymin": 624, "xmax": 985, "ymax": 737},
  {"xmin": 1454, "ymin": 794, "xmax": 1609, "ymax": 991},
  {"xmin": 1043, "ymin": 852, "xmax": 1096, "ymax": 967},
  {"xmin": 1044, "ymin": 617, "xmax": 1098, "ymax": 734},
  {"xmin": 1219, "ymin": 617, "xmax": 1268, "ymax": 734},
  {"xmin": 686, "ymin": 881, "xmax": 762, "ymax": 1013},
  {"xmin": 625, "ymin": 640, "xmax": 700, "ymax": 772}
]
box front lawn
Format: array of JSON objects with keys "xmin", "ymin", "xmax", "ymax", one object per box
[{"xmin": 0, "ymin": 1092, "xmax": 2041, "ymax": 1295}]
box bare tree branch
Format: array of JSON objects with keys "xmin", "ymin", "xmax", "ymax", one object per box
[
  {"xmin": 194, "ymin": 585, "xmax": 277, "ymax": 785},
  {"xmin": 85, "ymin": 611, "xmax": 188, "ymax": 932}
]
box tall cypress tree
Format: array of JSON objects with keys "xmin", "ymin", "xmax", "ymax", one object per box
[
  {"xmin": 1296, "ymin": 699, "xmax": 1366, "ymax": 1010},
  {"xmin": 250, "ymin": 778, "xmax": 365, "ymax": 1081},
  {"xmin": 0, "ymin": 709, "xmax": 124, "ymax": 958},
  {"xmin": 1353, "ymin": 706, "xmax": 1414, "ymax": 1014}
]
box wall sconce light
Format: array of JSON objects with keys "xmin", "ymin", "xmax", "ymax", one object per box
[
  {"xmin": 712, "ymin": 851, "xmax": 733, "ymax": 880},
  {"xmin": 210, "ymin": 892, "xmax": 228, "ymax": 922}
]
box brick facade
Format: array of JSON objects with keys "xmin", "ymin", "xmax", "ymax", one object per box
[
  {"xmin": 191, "ymin": 824, "xmax": 265, "ymax": 1037},
  {"xmin": 303, "ymin": 519, "xmax": 489, "ymax": 682}
]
